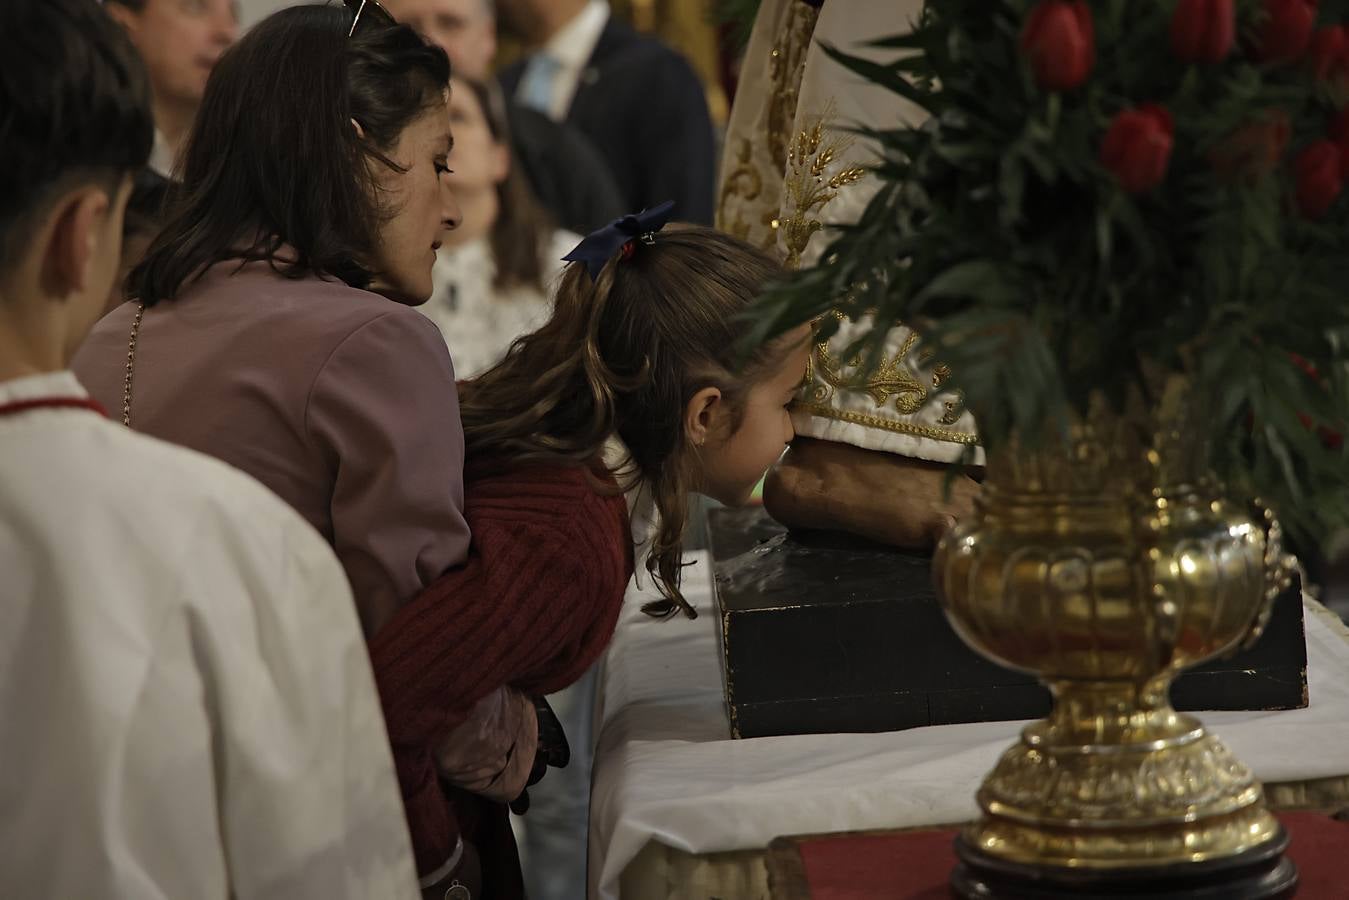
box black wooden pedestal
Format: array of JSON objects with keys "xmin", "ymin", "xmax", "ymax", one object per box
[{"xmin": 710, "ymin": 507, "xmax": 1310, "ymax": 739}]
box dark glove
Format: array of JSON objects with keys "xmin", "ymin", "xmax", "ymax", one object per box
[{"xmin": 509, "ymin": 695, "xmax": 571, "ymax": 815}]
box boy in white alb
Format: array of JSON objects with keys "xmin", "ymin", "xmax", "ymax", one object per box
[{"xmin": 0, "ymin": 2, "xmax": 419, "ymax": 897}]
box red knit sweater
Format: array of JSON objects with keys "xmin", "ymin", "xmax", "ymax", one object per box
[{"xmin": 369, "ymin": 460, "xmax": 633, "ymax": 883}]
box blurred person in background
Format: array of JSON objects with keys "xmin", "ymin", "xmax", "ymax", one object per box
[
  {"xmin": 104, "ymin": 0, "xmax": 239, "ymax": 178},
  {"xmin": 498, "ymin": 0, "xmax": 717, "ymax": 224},
  {"xmin": 104, "ymin": 0, "xmax": 237, "ymax": 308},
  {"xmin": 387, "ymin": 0, "xmax": 624, "ymax": 233},
  {"xmin": 385, "ymin": 0, "xmax": 496, "ymax": 80},
  {"xmin": 419, "ymin": 76, "xmax": 577, "ymax": 378}
]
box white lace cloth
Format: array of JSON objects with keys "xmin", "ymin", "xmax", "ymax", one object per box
[{"xmin": 419, "ymin": 231, "xmax": 578, "ymax": 379}]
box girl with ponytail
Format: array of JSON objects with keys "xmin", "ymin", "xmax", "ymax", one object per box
[
  {"xmin": 463, "ymin": 205, "xmax": 811, "ymax": 617},
  {"xmin": 370, "ymin": 204, "xmax": 812, "ymax": 897}
]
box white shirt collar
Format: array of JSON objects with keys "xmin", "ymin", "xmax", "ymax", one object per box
[
  {"xmin": 602, "ymin": 435, "xmax": 658, "ymax": 556},
  {"xmin": 148, "ymin": 130, "xmax": 175, "ymax": 179},
  {"xmin": 0, "ymin": 371, "xmax": 88, "ymax": 406},
  {"xmin": 544, "ymin": 0, "xmax": 610, "ymax": 71}
]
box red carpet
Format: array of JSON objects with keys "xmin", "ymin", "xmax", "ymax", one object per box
[{"xmin": 792, "ymin": 812, "xmax": 1347, "ymax": 899}]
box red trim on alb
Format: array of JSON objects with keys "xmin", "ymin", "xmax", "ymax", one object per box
[{"xmin": 0, "ymin": 396, "xmax": 107, "ymax": 419}]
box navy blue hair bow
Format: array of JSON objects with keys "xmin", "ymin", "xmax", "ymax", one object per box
[{"xmin": 562, "ymin": 201, "xmax": 676, "ymax": 282}]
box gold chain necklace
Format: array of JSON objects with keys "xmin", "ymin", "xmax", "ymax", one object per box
[{"xmin": 122, "ymin": 301, "xmax": 145, "ymax": 427}]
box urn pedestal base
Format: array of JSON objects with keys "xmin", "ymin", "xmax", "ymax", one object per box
[
  {"xmin": 951, "ymin": 828, "xmax": 1297, "ymax": 900},
  {"xmin": 932, "ymin": 379, "xmax": 1302, "ymax": 895}
]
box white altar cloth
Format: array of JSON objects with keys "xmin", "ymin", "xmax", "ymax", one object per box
[{"xmin": 588, "ymin": 553, "xmax": 1349, "ymax": 900}]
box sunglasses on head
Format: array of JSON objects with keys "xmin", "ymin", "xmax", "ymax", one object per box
[{"xmin": 344, "ymin": 0, "xmax": 397, "ymax": 37}]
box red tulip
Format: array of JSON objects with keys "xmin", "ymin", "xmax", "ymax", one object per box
[
  {"xmin": 1171, "ymin": 0, "xmax": 1236, "ymax": 63},
  {"xmin": 1309, "ymin": 25, "xmax": 1349, "ymax": 98},
  {"xmin": 1296, "ymin": 412, "xmax": 1344, "ymax": 449},
  {"xmin": 1331, "ymin": 106, "xmax": 1349, "ymax": 143},
  {"xmin": 1210, "ymin": 110, "xmax": 1290, "ymax": 181},
  {"xmin": 1290, "ymin": 355, "xmax": 1342, "ymax": 449},
  {"xmin": 1252, "ymin": 0, "xmax": 1318, "ymax": 63},
  {"xmin": 1100, "ymin": 105, "xmax": 1175, "ymax": 193},
  {"xmin": 1309, "ymin": 26, "xmax": 1349, "ymax": 78},
  {"xmin": 1020, "ymin": 1, "xmax": 1095, "ymax": 91},
  {"xmin": 1290, "ymin": 352, "xmax": 1320, "ymax": 380},
  {"xmin": 1293, "ymin": 140, "xmax": 1343, "ymax": 218}
]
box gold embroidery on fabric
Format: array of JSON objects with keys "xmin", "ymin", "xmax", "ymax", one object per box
[
  {"xmin": 762, "ymin": 7, "xmax": 819, "ymax": 248},
  {"xmin": 939, "ymin": 394, "xmax": 967, "ymax": 426},
  {"xmin": 779, "ymin": 110, "xmax": 867, "ymax": 269},
  {"xmin": 930, "ymin": 361, "xmax": 968, "ymax": 423},
  {"xmin": 795, "ymin": 401, "xmax": 981, "ymax": 445},
  {"xmin": 716, "ymin": 2, "xmax": 817, "ymax": 247},
  {"xmin": 767, "ymin": 4, "xmax": 819, "ymax": 173},
  {"xmin": 813, "ymin": 328, "xmax": 929, "ymax": 414},
  {"xmin": 718, "ymin": 139, "xmax": 763, "ymax": 242},
  {"xmin": 760, "ymin": 14, "xmax": 974, "ymax": 446},
  {"xmin": 799, "ymin": 311, "xmax": 976, "ymax": 445}
]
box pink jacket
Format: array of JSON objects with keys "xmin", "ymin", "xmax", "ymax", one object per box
[{"xmin": 74, "ymin": 261, "xmax": 471, "ymax": 635}]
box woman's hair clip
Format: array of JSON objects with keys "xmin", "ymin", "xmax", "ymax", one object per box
[{"xmin": 563, "ymin": 201, "xmax": 676, "ymax": 282}]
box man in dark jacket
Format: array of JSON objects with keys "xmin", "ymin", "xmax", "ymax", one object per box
[
  {"xmin": 387, "ymin": 0, "xmax": 624, "ymax": 234},
  {"xmin": 498, "ymin": 0, "xmax": 717, "ymax": 225}
]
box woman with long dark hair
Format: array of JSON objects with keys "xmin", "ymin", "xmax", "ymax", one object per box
[
  {"xmin": 72, "ymin": 4, "xmax": 531, "ymax": 895},
  {"xmin": 76, "ymin": 1, "xmax": 467, "ymax": 636}
]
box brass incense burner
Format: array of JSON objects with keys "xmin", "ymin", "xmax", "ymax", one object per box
[{"xmin": 935, "ymin": 379, "xmax": 1298, "ymax": 896}]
